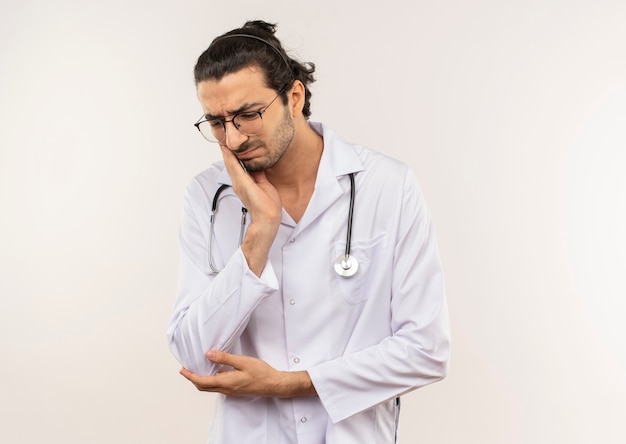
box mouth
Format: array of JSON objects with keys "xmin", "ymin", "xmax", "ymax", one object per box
[
  {"xmin": 235, "ymin": 143, "xmax": 263, "ymax": 160},
  {"xmin": 236, "ymin": 150, "xmax": 257, "ymax": 162}
]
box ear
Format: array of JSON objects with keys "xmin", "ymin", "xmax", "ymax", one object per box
[{"xmin": 286, "ymin": 80, "xmax": 306, "ymax": 118}]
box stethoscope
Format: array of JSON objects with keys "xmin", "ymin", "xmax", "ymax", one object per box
[{"xmin": 208, "ymin": 173, "xmax": 358, "ymax": 277}]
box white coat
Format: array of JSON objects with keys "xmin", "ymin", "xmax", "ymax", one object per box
[{"xmin": 167, "ymin": 122, "xmax": 451, "ymax": 443}]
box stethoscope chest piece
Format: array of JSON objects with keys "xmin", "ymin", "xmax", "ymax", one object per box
[{"xmin": 334, "ymin": 254, "xmax": 359, "ymax": 277}]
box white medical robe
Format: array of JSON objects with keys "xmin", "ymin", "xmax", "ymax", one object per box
[{"xmin": 167, "ymin": 122, "xmax": 451, "ymax": 443}]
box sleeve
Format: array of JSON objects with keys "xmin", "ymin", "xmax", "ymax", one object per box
[
  {"xmin": 306, "ymin": 168, "xmax": 451, "ymax": 423},
  {"xmin": 166, "ymin": 180, "xmax": 279, "ymax": 375}
]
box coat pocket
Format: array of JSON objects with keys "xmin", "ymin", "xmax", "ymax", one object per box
[{"xmin": 334, "ymin": 232, "xmax": 388, "ymax": 304}]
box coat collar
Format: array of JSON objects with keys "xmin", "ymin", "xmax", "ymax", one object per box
[
  {"xmin": 309, "ymin": 121, "xmax": 364, "ymax": 177},
  {"xmin": 294, "ymin": 122, "xmax": 363, "ymax": 234}
]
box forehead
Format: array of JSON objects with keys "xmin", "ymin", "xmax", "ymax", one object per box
[{"xmin": 197, "ymin": 67, "xmax": 270, "ymax": 115}]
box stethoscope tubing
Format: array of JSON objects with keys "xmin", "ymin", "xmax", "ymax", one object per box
[
  {"xmin": 208, "ymin": 173, "xmax": 356, "ymax": 276},
  {"xmin": 344, "ymin": 172, "xmax": 355, "ymax": 259},
  {"xmin": 208, "ymin": 184, "xmax": 247, "ymax": 274}
]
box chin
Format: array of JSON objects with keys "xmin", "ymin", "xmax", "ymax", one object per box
[
  {"xmin": 243, "ymin": 155, "xmax": 282, "ymax": 173},
  {"xmin": 241, "ymin": 159, "xmax": 269, "ymax": 173}
]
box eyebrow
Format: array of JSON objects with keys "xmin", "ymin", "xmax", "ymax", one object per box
[{"xmin": 205, "ymin": 101, "xmax": 265, "ymax": 120}]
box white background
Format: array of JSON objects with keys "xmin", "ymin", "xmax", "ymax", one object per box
[{"xmin": 1, "ymin": 0, "xmax": 625, "ymax": 442}]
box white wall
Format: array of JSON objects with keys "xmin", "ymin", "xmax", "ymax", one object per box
[{"xmin": 1, "ymin": 0, "xmax": 625, "ymax": 442}]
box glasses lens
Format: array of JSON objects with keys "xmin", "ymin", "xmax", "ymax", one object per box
[
  {"xmin": 232, "ymin": 112, "xmax": 263, "ymax": 137},
  {"xmin": 197, "ymin": 121, "xmax": 221, "ymax": 143}
]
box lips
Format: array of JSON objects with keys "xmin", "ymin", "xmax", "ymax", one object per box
[
  {"xmin": 236, "ymin": 148, "xmax": 258, "ymax": 160},
  {"xmin": 236, "ymin": 144, "xmax": 263, "ymax": 160}
]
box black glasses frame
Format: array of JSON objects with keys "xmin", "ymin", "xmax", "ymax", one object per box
[{"xmin": 194, "ymin": 88, "xmax": 285, "ymax": 143}]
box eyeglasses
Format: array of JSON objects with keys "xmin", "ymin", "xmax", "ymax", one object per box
[{"xmin": 194, "ymin": 90, "xmax": 284, "ymax": 143}]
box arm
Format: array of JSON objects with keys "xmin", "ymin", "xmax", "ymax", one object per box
[
  {"xmin": 221, "ymin": 146, "xmax": 282, "ymax": 276},
  {"xmin": 307, "ymin": 169, "xmax": 451, "ymax": 423},
  {"xmin": 179, "ymin": 350, "xmax": 317, "ymax": 397},
  {"xmin": 166, "ymin": 186, "xmax": 278, "ymax": 375},
  {"xmin": 167, "ymin": 147, "xmax": 282, "ymax": 375}
]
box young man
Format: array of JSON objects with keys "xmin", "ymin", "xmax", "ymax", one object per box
[{"xmin": 167, "ymin": 20, "xmax": 450, "ymax": 443}]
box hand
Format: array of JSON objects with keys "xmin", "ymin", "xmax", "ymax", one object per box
[
  {"xmin": 179, "ymin": 350, "xmax": 316, "ymax": 398},
  {"xmin": 220, "ymin": 146, "xmax": 281, "ymax": 276},
  {"xmin": 220, "ymin": 146, "xmax": 282, "ymax": 226}
]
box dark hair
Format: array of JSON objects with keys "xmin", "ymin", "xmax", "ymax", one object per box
[{"xmin": 194, "ymin": 20, "xmax": 316, "ymax": 118}]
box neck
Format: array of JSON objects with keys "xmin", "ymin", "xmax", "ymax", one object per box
[{"xmin": 265, "ymin": 120, "xmax": 323, "ymax": 223}]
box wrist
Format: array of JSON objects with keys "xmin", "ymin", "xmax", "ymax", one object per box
[
  {"xmin": 279, "ymin": 371, "xmax": 317, "ymax": 397},
  {"xmin": 241, "ymin": 222, "xmax": 279, "ymax": 276}
]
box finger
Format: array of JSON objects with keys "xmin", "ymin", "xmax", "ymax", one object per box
[
  {"xmin": 179, "ymin": 368, "xmax": 218, "ymax": 391},
  {"xmin": 220, "ymin": 146, "xmax": 250, "ymax": 183},
  {"xmin": 206, "ymin": 350, "xmax": 245, "ymax": 369},
  {"xmin": 179, "ymin": 367, "xmax": 201, "ymax": 382}
]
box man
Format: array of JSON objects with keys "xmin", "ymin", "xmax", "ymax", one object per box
[{"xmin": 167, "ymin": 20, "xmax": 450, "ymax": 443}]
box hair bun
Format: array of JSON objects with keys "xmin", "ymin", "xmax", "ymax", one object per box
[{"xmin": 242, "ymin": 20, "xmax": 277, "ymax": 35}]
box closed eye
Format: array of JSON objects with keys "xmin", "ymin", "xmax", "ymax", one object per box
[
  {"xmin": 207, "ymin": 119, "xmax": 224, "ymax": 128},
  {"xmin": 236, "ymin": 111, "xmax": 261, "ymax": 121}
]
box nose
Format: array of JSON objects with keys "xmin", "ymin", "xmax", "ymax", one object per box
[{"xmin": 223, "ymin": 121, "xmax": 249, "ymax": 151}]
